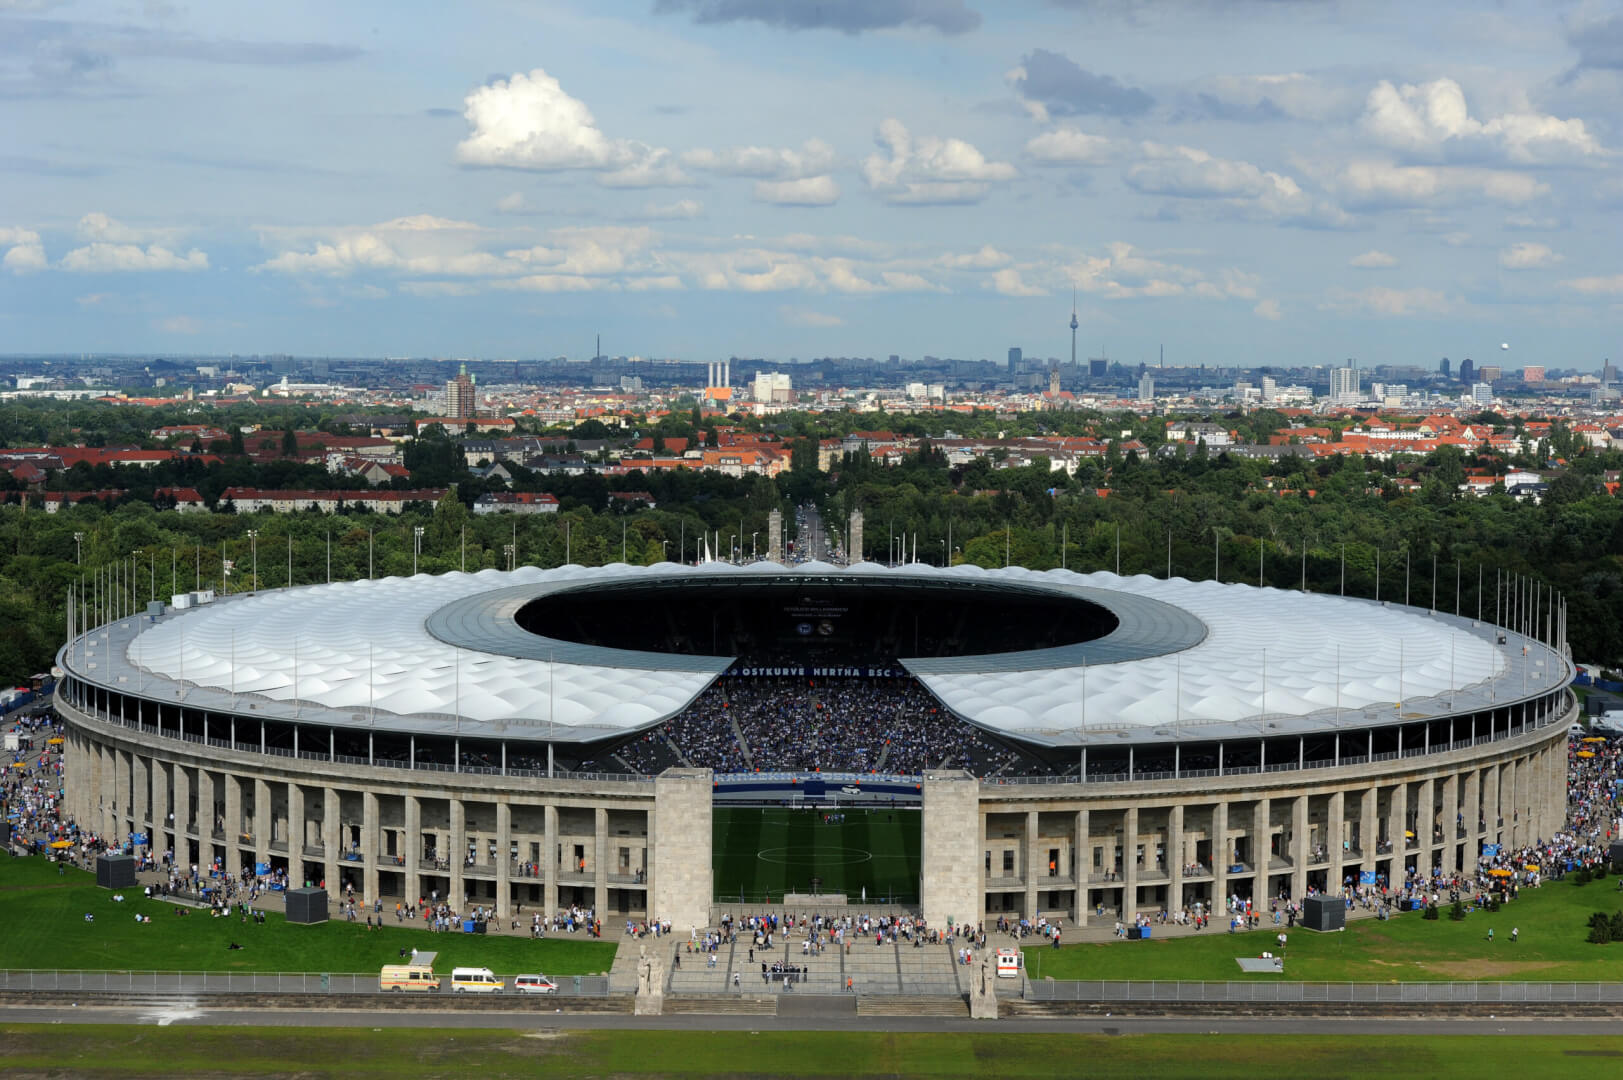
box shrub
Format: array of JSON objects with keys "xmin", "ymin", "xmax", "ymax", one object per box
[
  {"xmin": 1574, "ymin": 867, "xmax": 1593, "ymax": 886},
  {"xmin": 1595, "ymin": 864, "xmax": 1609, "ymax": 880},
  {"xmin": 1448, "ymin": 900, "xmax": 1467, "ymax": 922},
  {"xmin": 1588, "ymin": 912, "xmax": 1614, "ymax": 945},
  {"xmin": 1488, "ymin": 897, "xmax": 1501, "ymax": 912},
  {"xmin": 1422, "ymin": 903, "xmax": 1439, "ymax": 921}
]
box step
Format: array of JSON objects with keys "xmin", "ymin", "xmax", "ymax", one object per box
[{"xmin": 663, "ymin": 996, "xmax": 777, "ymax": 1015}]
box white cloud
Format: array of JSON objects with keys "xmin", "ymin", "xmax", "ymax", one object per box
[
  {"xmin": 398, "ymin": 281, "xmax": 481, "ymax": 298},
  {"xmin": 1253, "ymin": 298, "xmax": 1282, "ymax": 320},
  {"xmin": 156, "ymin": 315, "xmax": 200, "ymax": 334},
  {"xmin": 754, "ymin": 176, "xmax": 840, "ymax": 206},
  {"xmin": 780, "ymin": 306, "xmax": 844, "ymax": 328},
  {"xmin": 935, "ymin": 245, "xmax": 1012, "ymax": 270},
  {"xmin": 1196, "ymin": 72, "xmax": 1357, "ymax": 123},
  {"xmin": 1128, "ymin": 142, "xmax": 1351, "ymax": 227},
  {"xmin": 880, "ymin": 271, "xmax": 945, "ymax": 292},
  {"xmin": 985, "ymin": 267, "xmax": 1047, "ymax": 296},
  {"xmin": 492, "ymin": 274, "xmax": 607, "ymax": 293},
  {"xmin": 1560, "ymin": 273, "xmax": 1623, "ymax": 295},
  {"xmin": 682, "ymin": 139, "xmax": 834, "ymax": 180},
  {"xmin": 1498, "ymin": 242, "xmax": 1562, "ymax": 270},
  {"xmin": 1359, "ymin": 78, "xmax": 1603, "ymax": 164},
  {"xmin": 1321, "ymin": 285, "xmax": 1456, "ymax": 317},
  {"xmin": 496, "ymin": 192, "xmax": 529, "ymax": 213},
  {"xmin": 60, "ymin": 242, "xmax": 208, "ymax": 272},
  {"xmin": 1349, "ymin": 250, "xmax": 1398, "ymax": 269},
  {"xmin": 256, "ymin": 215, "xmax": 514, "ymax": 277},
  {"xmin": 77, "ymin": 211, "xmax": 181, "ymax": 245},
  {"xmin": 635, "ymin": 199, "xmax": 703, "ymax": 220},
  {"xmin": 1331, "ymin": 160, "xmax": 1547, "ymax": 208},
  {"xmin": 454, "ymin": 69, "xmax": 686, "ymax": 186},
  {"xmin": 505, "ymin": 226, "xmax": 654, "ymax": 276},
  {"xmin": 1025, "ymin": 128, "xmax": 1118, "ymax": 166},
  {"xmin": 1, "ymin": 226, "xmax": 47, "ymax": 272},
  {"xmin": 861, "ymin": 119, "xmax": 1016, "ymax": 205}
]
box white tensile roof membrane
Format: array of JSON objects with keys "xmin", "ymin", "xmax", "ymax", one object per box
[{"xmin": 124, "ymin": 561, "xmax": 1512, "ymax": 742}]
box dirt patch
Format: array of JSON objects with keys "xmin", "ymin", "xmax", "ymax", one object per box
[{"xmin": 1422, "ymin": 959, "xmax": 1563, "ymax": 978}]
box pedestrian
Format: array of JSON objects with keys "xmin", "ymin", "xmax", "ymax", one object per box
[
  {"xmin": 1511, "ymin": 927, "xmax": 1518, "ymax": 943},
  {"xmin": 1487, "ymin": 927, "xmax": 1494, "ymax": 942}
]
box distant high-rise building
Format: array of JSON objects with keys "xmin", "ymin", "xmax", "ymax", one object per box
[
  {"xmin": 1007, "ymin": 346, "xmax": 1021, "ymax": 372},
  {"xmin": 751, "ymin": 371, "xmax": 793, "ymax": 404},
  {"xmin": 1049, "ymin": 366, "xmax": 1062, "ymax": 403},
  {"xmin": 1602, "ymin": 360, "xmax": 1617, "ymax": 386},
  {"xmin": 1137, "ymin": 372, "xmax": 1155, "ymax": 402},
  {"xmin": 1260, "ymin": 376, "xmax": 1278, "ymax": 403},
  {"xmin": 1089, "ymin": 358, "xmax": 1107, "ymax": 378},
  {"xmin": 1471, "ymin": 382, "xmax": 1493, "ymax": 405},
  {"xmin": 1439, "ymin": 357, "xmax": 1451, "ymax": 378},
  {"xmin": 1522, "ymin": 365, "xmax": 1545, "ymax": 383},
  {"xmin": 445, "ymin": 363, "xmax": 477, "ymax": 419},
  {"xmin": 1458, "ymin": 357, "xmax": 1475, "ymax": 384},
  {"xmin": 1478, "ymin": 364, "xmax": 1501, "ymax": 383},
  {"xmin": 1329, "ymin": 365, "xmax": 1360, "ymax": 403}
]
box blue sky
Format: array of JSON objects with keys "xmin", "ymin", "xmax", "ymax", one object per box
[{"xmin": 2, "ymin": 0, "xmax": 1620, "ymax": 370}]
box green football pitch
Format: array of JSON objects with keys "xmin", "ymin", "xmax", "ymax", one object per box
[{"xmin": 711, "ymin": 807, "xmax": 921, "ymax": 904}]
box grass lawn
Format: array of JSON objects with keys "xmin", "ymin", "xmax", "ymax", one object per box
[
  {"xmin": 1024, "ymin": 872, "xmax": 1623, "ymax": 982},
  {"xmin": 5, "ymin": 1027, "xmax": 1623, "ymax": 1079},
  {"xmin": 0, "ymin": 856, "xmax": 616, "ymax": 976},
  {"xmin": 712, "ymin": 806, "xmax": 921, "ymax": 904}
]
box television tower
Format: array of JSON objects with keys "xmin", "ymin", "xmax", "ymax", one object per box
[{"xmin": 1069, "ymin": 290, "xmax": 1078, "ymax": 369}]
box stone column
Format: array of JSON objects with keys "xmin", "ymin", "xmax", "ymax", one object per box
[
  {"xmin": 196, "ymin": 769, "xmax": 215, "ymax": 855},
  {"xmin": 288, "ymin": 783, "xmax": 306, "ymax": 884},
  {"xmin": 1121, "ymin": 805, "xmax": 1139, "ymax": 921},
  {"xmin": 1415, "ymin": 777, "xmax": 1435, "ymax": 878},
  {"xmin": 1484, "ymin": 763, "xmax": 1501, "ymax": 847},
  {"xmin": 1023, "ymin": 809, "xmax": 1040, "ymax": 919},
  {"xmin": 652, "ymin": 768, "xmax": 714, "ymax": 933},
  {"xmin": 1359, "ymin": 787, "xmax": 1377, "ymax": 879},
  {"xmin": 1290, "ymin": 795, "xmax": 1308, "ymax": 902},
  {"xmin": 448, "ymin": 797, "xmax": 465, "ymax": 912},
  {"xmin": 223, "ymin": 773, "xmax": 242, "ymax": 871},
  {"xmin": 362, "ymin": 790, "xmax": 379, "ymax": 906},
  {"xmin": 131, "ymin": 754, "xmax": 150, "ymax": 841},
  {"xmin": 543, "ymin": 803, "xmax": 559, "ymax": 916},
  {"xmin": 1252, "ymin": 798, "xmax": 1269, "ymax": 902},
  {"xmin": 1462, "ymin": 769, "xmax": 1480, "ymax": 864},
  {"xmin": 322, "ymin": 787, "xmax": 340, "ymax": 889},
  {"xmin": 113, "ymin": 750, "xmax": 131, "ymax": 840},
  {"xmin": 1071, "ymin": 809, "xmax": 1089, "ymax": 926},
  {"xmin": 1326, "ymin": 791, "xmax": 1344, "ymax": 894},
  {"xmin": 1211, "ymin": 801, "xmax": 1229, "ymax": 914},
  {"xmin": 496, "ymin": 800, "xmax": 512, "ymax": 920},
  {"xmin": 102, "ymin": 744, "xmax": 118, "ymax": 839},
  {"xmin": 1505, "ymin": 757, "xmax": 1520, "ymax": 847},
  {"xmin": 594, "ymin": 806, "xmax": 609, "ymax": 918},
  {"xmin": 1168, "ymin": 803, "xmax": 1185, "ymax": 914},
  {"xmin": 919, "ymin": 770, "xmax": 980, "ymax": 930},
  {"xmin": 403, "ymin": 795, "xmax": 421, "ymax": 905},
  {"xmin": 152, "ymin": 761, "xmax": 172, "ymax": 856},
  {"xmin": 254, "ymin": 778, "xmax": 272, "ymax": 871},
  {"xmin": 1389, "ymin": 782, "xmax": 1407, "ymax": 877},
  {"xmin": 173, "ymin": 764, "xmax": 191, "ymax": 847},
  {"xmin": 1439, "ymin": 773, "xmax": 1458, "ymax": 875}
]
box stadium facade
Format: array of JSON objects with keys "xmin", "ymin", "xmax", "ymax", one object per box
[{"xmin": 55, "ymin": 562, "xmax": 1573, "ymax": 932}]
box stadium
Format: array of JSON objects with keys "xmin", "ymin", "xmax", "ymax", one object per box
[{"xmin": 55, "ymin": 560, "xmax": 1574, "ymax": 933}]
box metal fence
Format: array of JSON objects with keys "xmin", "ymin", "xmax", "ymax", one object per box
[
  {"xmin": 1022, "ymin": 979, "xmax": 1623, "ymax": 1003},
  {"xmin": 0, "ymin": 969, "xmax": 610, "ymax": 997}
]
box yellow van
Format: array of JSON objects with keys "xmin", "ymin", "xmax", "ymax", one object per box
[{"xmin": 379, "ymin": 964, "xmax": 440, "ymax": 992}]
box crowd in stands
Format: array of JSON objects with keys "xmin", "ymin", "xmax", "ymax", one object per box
[{"xmin": 615, "ymin": 675, "xmax": 1047, "ymax": 778}]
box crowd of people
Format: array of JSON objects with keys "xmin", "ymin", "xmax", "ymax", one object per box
[{"xmin": 617, "ymin": 674, "xmax": 1047, "ymax": 778}]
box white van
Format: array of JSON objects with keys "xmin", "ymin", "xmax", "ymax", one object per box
[
  {"xmin": 995, "ymin": 948, "xmax": 1021, "ymax": 978},
  {"xmin": 513, "ymin": 973, "xmax": 558, "ymax": 994},
  {"xmin": 450, "ymin": 966, "xmax": 504, "ymax": 993}
]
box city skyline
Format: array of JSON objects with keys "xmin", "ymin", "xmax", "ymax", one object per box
[{"xmin": 2, "ymin": 1, "xmax": 1620, "ymax": 370}]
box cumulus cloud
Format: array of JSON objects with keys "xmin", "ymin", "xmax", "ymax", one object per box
[
  {"xmin": 61, "ymin": 241, "xmax": 208, "ymax": 272},
  {"xmin": 1561, "ymin": 273, "xmax": 1623, "ymax": 295},
  {"xmin": 985, "ymin": 267, "xmax": 1048, "ymax": 296},
  {"xmin": 1321, "ymin": 285, "xmax": 1456, "ymax": 317},
  {"xmin": 505, "ymin": 226, "xmax": 655, "ymax": 276},
  {"xmin": 1, "ymin": 226, "xmax": 47, "ymax": 272},
  {"xmin": 682, "ymin": 139, "xmax": 834, "ymax": 180},
  {"xmin": 1498, "ymin": 242, "xmax": 1562, "ymax": 270},
  {"xmin": 1330, "ymin": 160, "xmax": 1547, "ymax": 209},
  {"xmin": 255, "ymin": 215, "xmax": 507, "ymax": 276},
  {"xmin": 935, "ymin": 245, "xmax": 1012, "ymax": 270},
  {"xmin": 653, "ymin": 0, "xmax": 980, "ymax": 35},
  {"xmin": 1127, "ymin": 142, "xmax": 1351, "ymax": 227},
  {"xmin": 754, "ymin": 176, "xmax": 840, "ymax": 206},
  {"xmin": 1349, "ymin": 250, "xmax": 1397, "ymax": 268},
  {"xmin": 779, "ymin": 306, "xmax": 844, "ymax": 327},
  {"xmin": 1253, "ymin": 298, "xmax": 1283, "ymax": 320},
  {"xmin": 1055, "ymin": 242, "xmax": 1262, "ymax": 302},
  {"xmin": 1566, "ymin": 13, "xmax": 1623, "ymax": 72},
  {"xmin": 454, "ymin": 69, "xmax": 686, "ymax": 186},
  {"xmin": 861, "ymin": 119, "xmax": 1016, "ymax": 205},
  {"xmin": 1191, "ymin": 72, "xmax": 1357, "ymax": 123},
  {"xmin": 1008, "ymin": 49, "xmax": 1153, "ymax": 122},
  {"xmin": 634, "ymin": 199, "xmax": 704, "ymax": 220},
  {"xmin": 1025, "ymin": 127, "xmax": 1119, "ymax": 165},
  {"xmin": 1359, "ymin": 78, "xmax": 1603, "ymax": 164}
]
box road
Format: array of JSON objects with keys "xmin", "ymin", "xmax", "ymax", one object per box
[{"xmin": 2, "ymin": 1004, "xmax": 1620, "ymax": 1036}]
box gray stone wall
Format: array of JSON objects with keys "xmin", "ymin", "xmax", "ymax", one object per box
[{"xmin": 651, "ymin": 767, "xmax": 713, "ymax": 932}]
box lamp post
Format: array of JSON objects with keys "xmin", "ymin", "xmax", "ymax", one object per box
[
  {"xmin": 751, "ymin": 532, "xmax": 759, "ymax": 560},
  {"xmin": 413, "ymin": 526, "xmax": 425, "ymax": 575},
  {"xmin": 503, "ymin": 543, "xmax": 515, "ymax": 572},
  {"xmin": 74, "ymin": 532, "xmax": 83, "ymax": 565},
  {"xmin": 660, "ymin": 539, "xmax": 670, "ymax": 562},
  {"xmin": 246, "ymin": 530, "xmax": 259, "ymax": 594}
]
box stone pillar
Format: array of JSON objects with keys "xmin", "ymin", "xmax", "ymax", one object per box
[
  {"xmin": 131, "ymin": 754, "xmax": 150, "ymax": 840},
  {"xmin": 919, "ymin": 770, "xmax": 979, "ymax": 929},
  {"xmin": 173, "ymin": 764, "xmax": 191, "ymax": 846},
  {"xmin": 196, "ymin": 769, "xmax": 215, "ymax": 851},
  {"xmin": 362, "ymin": 790, "xmax": 379, "ymax": 906},
  {"xmin": 1212, "ymin": 801, "xmax": 1229, "ymax": 913},
  {"xmin": 403, "ymin": 795, "xmax": 421, "ymax": 905},
  {"xmin": 103, "ymin": 745, "xmax": 118, "ymax": 839},
  {"xmin": 224, "ymin": 773, "xmax": 242, "ymax": 870},
  {"xmin": 1415, "ymin": 778, "xmax": 1435, "ymax": 878},
  {"xmin": 1071, "ymin": 809, "xmax": 1089, "ymax": 926},
  {"xmin": 544, "ymin": 803, "xmax": 559, "ymax": 917},
  {"xmin": 322, "ymin": 787, "xmax": 340, "ymax": 889},
  {"xmin": 1484, "ymin": 763, "xmax": 1501, "ymax": 847},
  {"xmin": 1121, "ymin": 805, "xmax": 1139, "ymax": 920},
  {"xmin": 1462, "ymin": 769, "xmax": 1480, "ymax": 864},
  {"xmin": 1168, "ymin": 803, "xmax": 1185, "ymax": 914},
  {"xmin": 1439, "ymin": 772, "xmax": 1458, "ymax": 875},
  {"xmin": 1505, "ymin": 757, "xmax": 1520, "ymax": 847},
  {"xmin": 1023, "ymin": 809, "xmax": 1040, "ymax": 919},
  {"xmin": 1389, "ymin": 782, "xmax": 1407, "ymax": 877},
  {"xmin": 652, "ymin": 768, "xmax": 713, "ymax": 933},
  {"xmin": 1358, "ymin": 787, "xmax": 1377, "ymax": 878},
  {"xmin": 448, "ymin": 797, "xmax": 465, "ymax": 912},
  {"xmin": 1252, "ymin": 798, "xmax": 1269, "ymax": 902},
  {"xmin": 594, "ymin": 806, "xmax": 609, "ymax": 918},
  {"xmin": 1326, "ymin": 790, "xmax": 1344, "ymax": 894},
  {"xmin": 496, "ymin": 801, "xmax": 512, "ymax": 919},
  {"xmin": 254, "ymin": 778, "xmax": 271, "ymax": 871},
  {"xmin": 113, "ymin": 750, "xmax": 131, "ymax": 840},
  {"xmin": 288, "ymin": 783, "xmax": 306, "ymax": 884},
  {"xmin": 152, "ymin": 761, "xmax": 172, "ymax": 856},
  {"xmin": 1290, "ymin": 795, "xmax": 1308, "ymax": 902}
]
